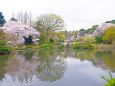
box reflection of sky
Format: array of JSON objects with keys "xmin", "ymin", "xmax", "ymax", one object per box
[{"xmin": 1, "ymin": 56, "xmax": 115, "ymax": 86}]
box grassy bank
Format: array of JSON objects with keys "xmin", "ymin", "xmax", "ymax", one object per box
[
  {"xmin": 16, "ymin": 44, "xmax": 115, "ymax": 50},
  {"xmin": 16, "ymin": 44, "xmax": 65, "ymax": 50},
  {"xmin": 0, "ymin": 46, "xmax": 14, "ymax": 55}
]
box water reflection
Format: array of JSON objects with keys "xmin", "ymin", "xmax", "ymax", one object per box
[
  {"xmin": 0, "ymin": 49, "xmax": 67, "ymax": 83},
  {"xmin": 0, "ymin": 49, "xmax": 115, "ymax": 86},
  {"xmin": 36, "ymin": 49, "xmax": 66, "ymax": 82},
  {"xmin": 5, "ymin": 51, "xmax": 40, "ymax": 83},
  {"xmin": 0, "ymin": 55, "xmax": 9, "ymax": 80},
  {"xmin": 73, "ymin": 49, "xmax": 115, "ymax": 71}
]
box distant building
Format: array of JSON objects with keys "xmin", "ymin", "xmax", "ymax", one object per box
[{"xmin": 77, "ymin": 30, "xmax": 88, "ymax": 39}]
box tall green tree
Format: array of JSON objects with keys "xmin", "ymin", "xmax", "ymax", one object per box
[
  {"xmin": 103, "ymin": 26, "xmax": 115, "ymax": 44},
  {"xmin": 95, "ymin": 35, "xmax": 103, "ymax": 43},
  {"xmin": 79, "ymin": 25, "xmax": 98, "ymax": 34},
  {"xmin": 34, "ymin": 14, "xmax": 65, "ymax": 43},
  {"xmin": 0, "ymin": 12, "xmax": 6, "ymax": 27},
  {"xmin": 87, "ymin": 25, "xmax": 98, "ymax": 34}
]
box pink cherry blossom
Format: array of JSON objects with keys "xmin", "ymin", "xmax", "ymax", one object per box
[
  {"xmin": 1, "ymin": 21, "xmax": 40, "ymax": 45},
  {"xmin": 89, "ymin": 23, "xmax": 115, "ymax": 37}
]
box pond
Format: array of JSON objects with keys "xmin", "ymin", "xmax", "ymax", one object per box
[{"xmin": 0, "ymin": 48, "xmax": 115, "ymax": 86}]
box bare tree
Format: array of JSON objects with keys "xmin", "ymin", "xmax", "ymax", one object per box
[{"xmin": 11, "ymin": 11, "xmax": 32, "ymax": 26}]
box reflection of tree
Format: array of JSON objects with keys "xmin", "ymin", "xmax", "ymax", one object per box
[
  {"xmin": 0, "ymin": 55, "xmax": 10, "ymax": 80},
  {"xmin": 5, "ymin": 51, "xmax": 40, "ymax": 83},
  {"xmin": 73, "ymin": 49, "xmax": 95, "ymax": 61},
  {"xmin": 1, "ymin": 48, "xmax": 115, "ymax": 84},
  {"xmin": 2, "ymin": 49, "xmax": 67, "ymax": 83},
  {"xmin": 102, "ymin": 52, "xmax": 115, "ymax": 71},
  {"xmin": 73, "ymin": 49, "xmax": 115, "ymax": 71},
  {"xmin": 64, "ymin": 47, "xmax": 74, "ymax": 58},
  {"xmin": 36, "ymin": 49, "xmax": 67, "ymax": 82}
]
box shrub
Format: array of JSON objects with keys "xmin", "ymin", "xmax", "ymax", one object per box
[
  {"xmin": 54, "ymin": 42, "xmax": 61, "ymax": 45},
  {"xmin": 49, "ymin": 38, "xmax": 54, "ymax": 43},
  {"xmin": 0, "ymin": 40, "xmax": 6, "ymax": 45},
  {"xmin": 24, "ymin": 36, "xmax": 33, "ymax": 45},
  {"xmin": 0, "ymin": 46, "xmax": 11, "ymax": 55},
  {"xmin": 38, "ymin": 36, "xmax": 45, "ymax": 45},
  {"xmin": 26, "ymin": 45, "xmax": 33, "ymax": 49},
  {"xmin": 74, "ymin": 36, "xmax": 95, "ymax": 49},
  {"xmin": 101, "ymin": 72, "xmax": 115, "ymax": 86},
  {"xmin": 82, "ymin": 44, "xmax": 89, "ymax": 49},
  {"xmin": 73, "ymin": 42, "xmax": 94, "ymax": 49},
  {"xmin": 16, "ymin": 46, "xmax": 26, "ymax": 50},
  {"xmin": 73, "ymin": 43, "xmax": 80, "ymax": 49},
  {"xmin": 8, "ymin": 46, "xmax": 15, "ymax": 52},
  {"xmin": 16, "ymin": 45, "xmax": 33, "ymax": 50},
  {"xmin": 39, "ymin": 44, "xmax": 54, "ymax": 48},
  {"xmin": 95, "ymin": 35, "xmax": 103, "ymax": 43},
  {"xmin": 46, "ymin": 42, "xmax": 54, "ymax": 45}
]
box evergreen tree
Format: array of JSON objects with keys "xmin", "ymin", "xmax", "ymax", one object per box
[
  {"xmin": 0, "ymin": 12, "xmax": 5, "ymax": 27},
  {"xmin": 105, "ymin": 20, "xmax": 115, "ymax": 24}
]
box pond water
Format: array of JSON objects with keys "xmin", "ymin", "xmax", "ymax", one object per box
[{"xmin": 0, "ymin": 49, "xmax": 115, "ymax": 86}]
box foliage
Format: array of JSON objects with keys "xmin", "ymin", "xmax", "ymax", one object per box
[
  {"xmin": 79, "ymin": 29, "xmax": 86, "ymax": 31},
  {"xmin": 72, "ymin": 30, "xmax": 78, "ymax": 38},
  {"xmin": 54, "ymin": 42, "xmax": 61, "ymax": 45},
  {"xmin": 79, "ymin": 25, "xmax": 98, "ymax": 34},
  {"xmin": 105, "ymin": 20, "xmax": 115, "ymax": 24},
  {"xmin": 82, "ymin": 44, "xmax": 91, "ymax": 49},
  {"xmin": 26, "ymin": 45, "xmax": 33, "ymax": 49},
  {"xmin": 38, "ymin": 35, "xmax": 45, "ymax": 45},
  {"xmin": 24, "ymin": 36, "xmax": 33, "ymax": 45},
  {"xmin": 34, "ymin": 14, "xmax": 65, "ymax": 43},
  {"xmin": 78, "ymin": 36, "xmax": 95, "ymax": 44},
  {"xmin": 0, "ymin": 29, "xmax": 6, "ymax": 40},
  {"xmin": 101, "ymin": 72, "xmax": 115, "ymax": 86},
  {"xmin": 0, "ymin": 40, "xmax": 6, "ymax": 46},
  {"xmin": 87, "ymin": 25, "xmax": 98, "ymax": 34},
  {"xmin": 73, "ymin": 42, "xmax": 94, "ymax": 49},
  {"xmin": 16, "ymin": 46, "xmax": 26, "ymax": 50},
  {"xmin": 1, "ymin": 21, "xmax": 40, "ymax": 45},
  {"xmin": 74, "ymin": 36, "xmax": 95, "ymax": 49},
  {"xmin": 0, "ymin": 12, "xmax": 6, "ymax": 27},
  {"xmin": 0, "ymin": 46, "xmax": 11, "ymax": 55},
  {"xmin": 49, "ymin": 38, "xmax": 54, "ymax": 43},
  {"xmin": 56, "ymin": 31, "xmax": 67, "ymax": 42},
  {"xmin": 0, "ymin": 29, "xmax": 14, "ymax": 55},
  {"xmin": 16, "ymin": 45, "xmax": 34, "ymax": 50},
  {"xmin": 39, "ymin": 44, "xmax": 54, "ymax": 48},
  {"xmin": 90, "ymin": 23, "xmax": 115, "ymax": 37},
  {"xmin": 95, "ymin": 35, "xmax": 104, "ymax": 43},
  {"xmin": 73, "ymin": 43, "xmax": 80, "ymax": 49},
  {"xmin": 103, "ymin": 26, "xmax": 115, "ymax": 43}
]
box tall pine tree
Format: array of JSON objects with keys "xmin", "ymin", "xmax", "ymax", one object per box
[{"xmin": 0, "ymin": 12, "xmax": 5, "ymax": 27}]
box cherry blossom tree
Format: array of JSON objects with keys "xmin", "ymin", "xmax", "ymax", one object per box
[
  {"xmin": 89, "ymin": 23, "xmax": 115, "ymax": 37},
  {"xmin": 1, "ymin": 21, "xmax": 40, "ymax": 45}
]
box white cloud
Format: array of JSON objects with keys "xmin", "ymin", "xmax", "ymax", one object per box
[{"xmin": 0, "ymin": 0, "xmax": 115, "ymax": 31}]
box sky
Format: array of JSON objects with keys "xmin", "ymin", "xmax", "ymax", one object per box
[{"xmin": 0, "ymin": 0, "xmax": 115, "ymax": 31}]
